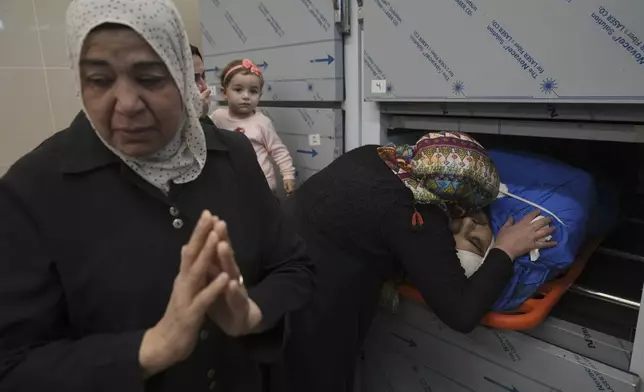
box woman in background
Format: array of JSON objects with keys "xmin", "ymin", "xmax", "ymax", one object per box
[
  {"xmin": 273, "ymin": 132, "xmax": 556, "ymax": 392},
  {"xmin": 211, "ymin": 59, "xmax": 297, "ymax": 196},
  {"xmin": 0, "ymin": 1, "xmax": 314, "ymax": 391},
  {"xmin": 191, "ymin": 44, "xmax": 214, "ymax": 123}
]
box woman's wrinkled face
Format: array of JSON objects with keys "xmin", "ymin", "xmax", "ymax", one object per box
[
  {"xmin": 80, "ymin": 26, "xmax": 183, "ymax": 158},
  {"xmin": 450, "ymin": 211, "xmax": 494, "ymax": 257},
  {"xmin": 192, "ymin": 54, "xmax": 207, "ymax": 93}
]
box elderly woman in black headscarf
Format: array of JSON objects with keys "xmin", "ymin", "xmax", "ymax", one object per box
[{"xmin": 0, "ymin": 1, "xmax": 314, "ymax": 391}]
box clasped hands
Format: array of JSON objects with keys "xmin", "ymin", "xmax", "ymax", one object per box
[
  {"xmin": 203, "ymin": 212, "xmax": 263, "ymax": 337},
  {"xmin": 140, "ymin": 211, "xmax": 262, "ymax": 377}
]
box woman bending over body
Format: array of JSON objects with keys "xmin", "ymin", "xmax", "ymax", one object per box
[{"xmin": 272, "ymin": 132, "xmax": 556, "ymax": 392}]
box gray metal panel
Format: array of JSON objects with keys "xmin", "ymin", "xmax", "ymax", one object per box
[
  {"xmin": 387, "ymin": 115, "xmax": 644, "ymax": 143},
  {"xmin": 380, "ymin": 102, "xmax": 644, "ymax": 123},
  {"xmin": 630, "ymin": 285, "xmax": 644, "ymax": 381},
  {"xmin": 260, "ymin": 107, "xmax": 342, "ymax": 196},
  {"xmin": 362, "ymin": 345, "xmax": 474, "ymax": 392},
  {"xmin": 278, "ymin": 133, "xmax": 340, "ymax": 171},
  {"xmin": 259, "ymin": 107, "xmax": 342, "ymax": 138},
  {"xmin": 262, "ymin": 107, "xmax": 343, "ymax": 169},
  {"xmin": 362, "ymin": 301, "xmax": 641, "ymax": 392},
  {"xmin": 524, "ymin": 317, "xmax": 633, "ymax": 372},
  {"xmin": 362, "ymin": 0, "xmax": 644, "ymax": 103},
  {"xmin": 201, "ymin": 0, "xmax": 344, "ymax": 102}
]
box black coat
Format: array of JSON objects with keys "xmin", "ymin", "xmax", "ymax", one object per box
[
  {"xmin": 0, "ymin": 112, "xmax": 314, "ymax": 392},
  {"xmin": 273, "ymin": 145, "xmax": 513, "ymax": 392}
]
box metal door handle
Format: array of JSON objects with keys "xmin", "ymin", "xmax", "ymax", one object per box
[
  {"xmin": 332, "ymin": 0, "xmax": 341, "ymax": 22},
  {"xmin": 570, "ymin": 285, "xmax": 640, "ymax": 310},
  {"xmin": 332, "ymin": 0, "xmax": 351, "ymax": 34}
]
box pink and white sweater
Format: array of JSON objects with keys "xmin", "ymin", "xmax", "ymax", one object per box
[{"xmin": 211, "ymin": 108, "xmax": 296, "ymax": 190}]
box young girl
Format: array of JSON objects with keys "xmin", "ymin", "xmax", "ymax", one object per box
[{"xmin": 211, "ymin": 59, "xmax": 297, "ymax": 195}]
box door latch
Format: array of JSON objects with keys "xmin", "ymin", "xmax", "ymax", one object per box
[{"xmin": 332, "ymin": 0, "xmax": 351, "ymax": 34}]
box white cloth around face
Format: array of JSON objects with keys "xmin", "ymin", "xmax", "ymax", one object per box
[
  {"xmin": 456, "ymin": 181, "xmax": 561, "ymax": 277},
  {"xmin": 456, "ymin": 249, "xmax": 485, "ymax": 278}
]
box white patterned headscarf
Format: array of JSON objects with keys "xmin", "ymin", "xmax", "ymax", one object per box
[{"xmin": 65, "ymin": 0, "xmax": 207, "ymax": 192}]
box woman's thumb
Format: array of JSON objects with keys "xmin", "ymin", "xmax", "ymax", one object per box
[{"xmin": 503, "ymin": 216, "xmax": 514, "ymax": 228}]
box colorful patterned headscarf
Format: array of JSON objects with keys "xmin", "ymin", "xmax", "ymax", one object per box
[{"xmin": 378, "ymin": 131, "xmax": 500, "ymax": 225}]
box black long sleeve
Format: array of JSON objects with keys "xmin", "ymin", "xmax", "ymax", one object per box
[
  {"xmin": 0, "ymin": 184, "xmax": 146, "ymax": 391},
  {"xmin": 236, "ymin": 136, "xmax": 316, "ymax": 363},
  {"xmin": 382, "ymin": 200, "xmax": 513, "ymax": 333},
  {"xmin": 286, "ymin": 144, "xmax": 511, "ymax": 334}
]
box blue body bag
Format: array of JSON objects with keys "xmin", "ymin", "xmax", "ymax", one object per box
[{"xmin": 487, "ymin": 150, "xmax": 598, "ymax": 311}]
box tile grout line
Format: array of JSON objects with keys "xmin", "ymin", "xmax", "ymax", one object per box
[{"xmin": 31, "ymin": 0, "xmax": 57, "ymax": 133}]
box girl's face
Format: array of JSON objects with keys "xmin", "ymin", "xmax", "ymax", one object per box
[{"xmin": 222, "ymin": 72, "xmax": 262, "ymax": 118}]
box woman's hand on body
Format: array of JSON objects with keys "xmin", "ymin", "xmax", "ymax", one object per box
[
  {"xmin": 139, "ymin": 211, "xmax": 230, "ymax": 378},
  {"xmin": 206, "ymin": 219, "xmax": 264, "ymax": 337},
  {"xmin": 494, "ymin": 210, "xmax": 557, "ymax": 261}
]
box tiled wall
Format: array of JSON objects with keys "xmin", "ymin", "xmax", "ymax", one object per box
[{"xmin": 0, "ymin": 0, "xmax": 202, "ymax": 176}]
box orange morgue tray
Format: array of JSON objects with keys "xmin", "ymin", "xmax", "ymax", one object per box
[{"xmin": 396, "ymin": 238, "xmax": 602, "ymax": 330}]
